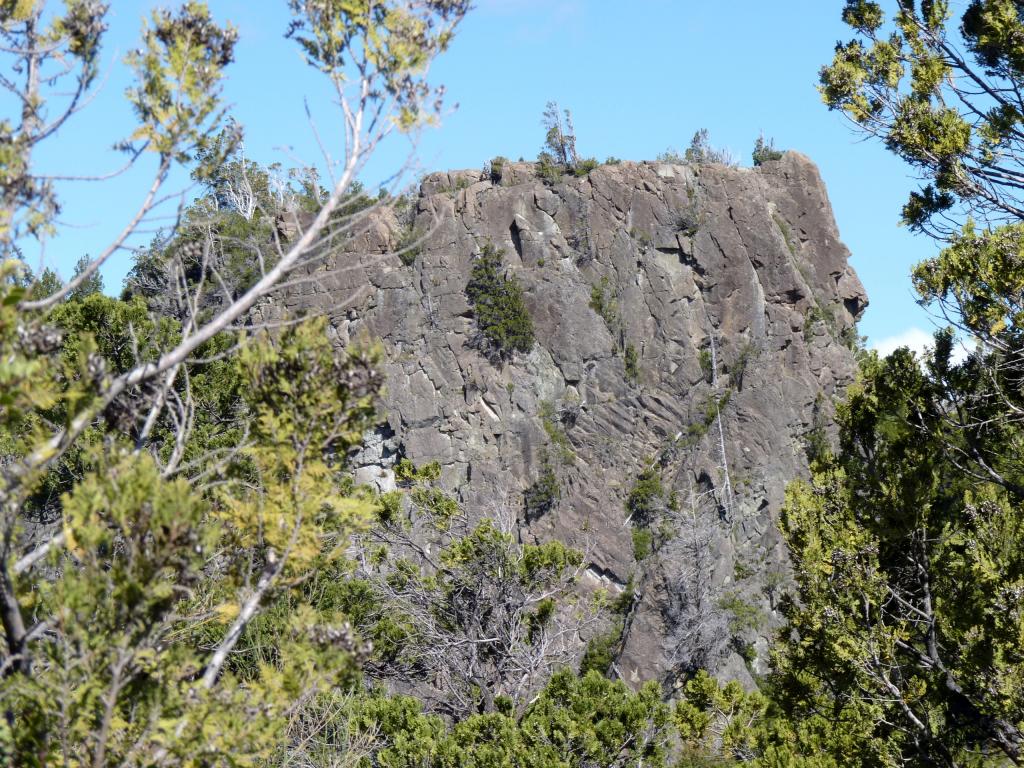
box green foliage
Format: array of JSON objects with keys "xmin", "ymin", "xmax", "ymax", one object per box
[
  {"xmin": 126, "ymin": 3, "xmax": 238, "ymax": 163},
  {"xmin": 534, "ymin": 102, "xmax": 587, "ymax": 183},
  {"xmin": 523, "ymin": 449, "xmax": 560, "ymax": 521},
  {"xmin": 489, "ymin": 155, "xmax": 508, "ymax": 183},
  {"xmin": 769, "ymin": 348, "xmax": 1024, "ymax": 766},
  {"xmin": 803, "ymin": 6, "xmax": 1024, "ymax": 764},
  {"xmin": 912, "ymin": 219, "xmax": 1024, "ymax": 344},
  {"xmin": 685, "ymin": 129, "xmax": 736, "ymax": 165},
  {"xmin": 286, "ymin": 0, "xmax": 471, "ymax": 131},
  {"xmin": 727, "ymin": 340, "xmax": 756, "ymax": 390},
  {"xmin": 538, "ymin": 399, "xmax": 575, "ymax": 464},
  {"xmin": 819, "ymin": 0, "xmax": 1024, "ymax": 237},
  {"xmin": 345, "ymin": 465, "xmax": 586, "ymax": 718},
  {"xmin": 68, "ymin": 254, "xmax": 103, "ymax": 300},
  {"xmin": 519, "ymin": 670, "xmax": 672, "ymax": 767},
  {"xmin": 587, "ymin": 269, "xmax": 638, "ymax": 383},
  {"xmin": 541, "ymin": 100, "xmax": 579, "ymax": 171},
  {"xmin": 624, "ymin": 342, "xmax": 640, "ymax": 384},
  {"xmin": 465, "ymin": 243, "xmax": 535, "ymax": 362},
  {"xmin": 629, "ymin": 227, "xmax": 652, "ymax": 247},
  {"xmin": 574, "ymin": 157, "xmax": 599, "ymax": 176},
  {"xmin": 535, "ymin": 151, "xmax": 564, "ymax": 185},
  {"xmin": 2, "ymin": 311, "xmax": 381, "ymax": 765},
  {"xmin": 732, "ymin": 559, "xmax": 755, "ymax": 581},
  {"xmin": 751, "ymin": 134, "xmax": 784, "ymax": 166},
  {"xmin": 589, "ymin": 276, "xmax": 620, "ymax": 331},
  {"xmin": 125, "ymin": 147, "xmax": 353, "ymax": 307},
  {"xmin": 28, "ymin": 267, "xmax": 62, "ymax": 300},
  {"xmin": 772, "ymin": 213, "xmax": 796, "ymax": 256},
  {"xmin": 803, "ymin": 298, "xmax": 862, "ymax": 351},
  {"xmin": 579, "ymin": 619, "xmax": 624, "ymax": 677},
  {"xmin": 802, "ymin": 392, "xmax": 830, "ymax": 466},
  {"xmin": 331, "ymin": 669, "xmax": 673, "ymax": 767},
  {"xmin": 717, "ymin": 592, "xmax": 765, "ymax": 637},
  {"xmin": 698, "ymin": 348, "xmax": 714, "ymax": 382},
  {"xmin": 0, "ymin": 1, "xmax": 475, "ymax": 762},
  {"xmin": 673, "ymin": 670, "xmax": 768, "ymax": 763},
  {"xmin": 396, "ymin": 222, "xmax": 426, "ymax": 266},
  {"xmin": 686, "ymin": 391, "xmax": 733, "ymax": 444},
  {"xmin": 631, "ymin": 527, "xmax": 653, "ymax": 560},
  {"xmin": 626, "ymin": 464, "xmax": 664, "ymax": 528}
]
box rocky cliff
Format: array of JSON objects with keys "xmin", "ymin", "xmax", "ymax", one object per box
[{"xmin": 282, "ymin": 152, "xmax": 866, "ymax": 687}]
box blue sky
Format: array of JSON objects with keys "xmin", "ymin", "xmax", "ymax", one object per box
[{"xmin": 31, "ymin": 0, "xmax": 946, "ymax": 352}]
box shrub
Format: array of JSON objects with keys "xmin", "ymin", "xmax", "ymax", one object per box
[
  {"xmin": 718, "ymin": 591, "xmax": 766, "ymax": 636},
  {"xmin": 579, "ymin": 619, "xmax": 623, "ymax": 676},
  {"xmin": 396, "ymin": 224, "xmax": 425, "ymax": 266},
  {"xmin": 679, "ymin": 388, "xmax": 733, "ymax": 448},
  {"xmin": 657, "ymin": 148, "xmax": 685, "ymax": 164},
  {"xmin": 589, "ymin": 276, "xmax": 620, "ymax": 331},
  {"xmin": 539, "ymin": 399, "xmax": 575, "ymax": 464},
  {"xmin": 698, "ymin": 348, "xmax": 714, "ymax": 383},
  {"xmin": 729, "ymin": 340, "xmax": 756, "ymax": 390},
  {"xmin": 465, "ymin": 243, "xmax": 535, "ymax": 362},
  {"xmin": 626, "ymin": 465, "xmax": 664, "ymax": 528},
  {"xmin": 685, "ymin": 128, "xmax": 736, "ymax": 165},
  {"xmin": 489, "ymin": 155, "xmax": 508, "ymax": 183},
  {"xmin": 803, "ymin": 392, "xmax": 830, "ymax": 466},
  {"xmin": 574, "ymin": 157, "xmax": 599, "ymax": 176},
  {"xmin": 523, "ymin": 450, "xmax": 560, "ymax": 521},
  {"xmin": 629, "ymin": 227, "xmax": 652, "ymax": 248},
  {"xmin": 772, "ymin": 213, "xmax": 797, "ymax": 256},
  {"xmin": 752, "ymin": 134, "xmax": 784, "ymax": 166},
  {"xmin": 541, "ymin": 100, "xmax": 579, "ymax": 169},
  {"xmin": 624, "ymin": 342, "xmax": 639, "ymax": 383},
  {"xmin": 536, "ymin": 151, "xmax": 563, "ymax": 185},
  {"xmin": 632, "ymin": 527, "xmax": 653, "ymax": 560}
]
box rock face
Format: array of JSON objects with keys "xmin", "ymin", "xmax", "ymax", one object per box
[{"xmin": 285, "ymin": 152, "xmax": 866, "ymax": 687}]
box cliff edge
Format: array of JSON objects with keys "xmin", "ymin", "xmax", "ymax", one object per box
[{"xmin": 281, "ymin": 151, "xmax": 867, "ymax": 686}]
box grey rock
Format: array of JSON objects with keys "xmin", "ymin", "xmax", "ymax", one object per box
[{"xmin": 281, "ymin": 152, "xmax": 866, "ymax": 687}]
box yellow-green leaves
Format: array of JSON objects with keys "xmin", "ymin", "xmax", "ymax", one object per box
[
  {"xmin": 912, "ymin": 220, "xmax": 1024, "ymax": 339},
  {"xmin": 1, "ymin": 1, "xmax": 107, "ymax": 248},
  {"xmin": 822, "ymin": 1, "xmax": 1024, "ymax": 237},
  {"xmin": 287, "ymin": 0, "xmax": 470, "ymax": 130},
  {"xmin": 842, "ymin": 0, "xmax": 885, "ymax": 33},
  {"xmin": 768, "ymin": 337, "xmax": 1024, "ymax": 765},
  {"xmin": 890, "ymin": 101, "xmax": 972, "ymax": 165},
  {"xmin": 52, "ymin": 0, "xmax": 108, "ymax": 86},
  {"xmin": 125, "ymin": 2, "xmax": 236, "ymax": 162},
  {"xmin": 239, "ymin": 317, "xmax": 379, "ymax": 456},
  {"xmin": 0, "ymin": 0, "xmax": 38, "ymax": 24},
  {"xmin": 673, "ymin": 669, "xmax": 769, "ymax": 760},
  {"xmin": 963, "ymin": 0, "xmax": 1024, "ymax": 75}
]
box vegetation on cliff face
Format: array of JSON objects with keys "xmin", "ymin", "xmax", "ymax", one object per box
[
  {"xmin": 465, "ymin": 243, "xmax": 536, "ymax": 362},
  {"xmin": 3, "ymin": 0, "xmax": 1024, "ymax": 766}
]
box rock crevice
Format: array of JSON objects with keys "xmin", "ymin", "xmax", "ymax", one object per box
[{"xmin": 289, "ymin": 152, "xmax": 866, "ymax": 686}]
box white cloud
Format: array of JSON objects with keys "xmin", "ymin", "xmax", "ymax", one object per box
[{"xmin": 870, "ymin": 327, "xmax": 972, "ymax": 365}]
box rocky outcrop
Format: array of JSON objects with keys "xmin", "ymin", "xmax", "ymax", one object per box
[{"xmin": 283, "ymin": 152, "xmax": 866, "ymax": 687}]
